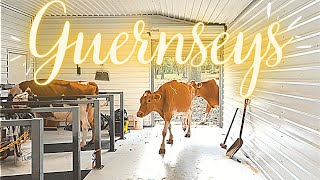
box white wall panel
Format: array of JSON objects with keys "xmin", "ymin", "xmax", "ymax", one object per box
[
  {"xmin": 223, "ymin": 0, "xmax": 320, "ymax": 179},
  {"xmin": 0, "ymin": 7, "xmax": 32, "ymax": 86}
]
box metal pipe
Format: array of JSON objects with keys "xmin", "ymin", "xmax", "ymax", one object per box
[
  {"xmin": 1, "ymin": 100, "xmax": 95, "ymax": 106},
  {"xmin": 109, "ymin": 95, "xmax": 115, "ymax": 152},
  {"xmin": 72, "ymin": 107, "xmax": 81, "ymax": 180},
  {"xmin": 93, "ymin": 100, "xmax": 102, "ymax": 169},
  {"xmin": 31, "ymin": 118, "xmax": 44, "ymax": 180},
  {"xmin": 219, "ymin": 64, "xmax": 224, "ymax": 128},
  {"xmin": 1, "ymin": 92, "xmax": 122, "ymax": 100},
  {"xmin": 119, "ymin": 92, "xmax": 124, "ymax": 139}
]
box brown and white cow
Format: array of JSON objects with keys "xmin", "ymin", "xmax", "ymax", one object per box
[
  {"xmin": 137, "ymin": 80, "xmax": 195, "ymax": 154},
  {"xmin": 9, "ymin": 79, "xmax": 99, "ymax": 148},
  {"xmin": 190, "ymin": 79, "xmax": 219, "ymax": 123}
]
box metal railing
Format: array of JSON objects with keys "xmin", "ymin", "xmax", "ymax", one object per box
[
  {"xmin": 1, "ymin": 92, "xmax": 124, "ymax": 139},
  {"xmin": 0, "ymin": 107, "xmax": 81, "ymax": 180},
  {"xmin": 0, "ymin": 118, "xmax": 44, "ymax": 180},
  {"xmin": 99, "ymin": 92, "xmax": 124, "ymax": 139},
  {"xmin": 1, "ymin": 92, "xmax": 124, "ymax": 173}
]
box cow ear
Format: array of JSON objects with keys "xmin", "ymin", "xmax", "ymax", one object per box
[
  {"xmin": 153, "ymin": 93, "xmax": 161, "ymax": 102},
  {"xmin": 25, "ymin": 87, "xmax": 32, "ymax": 94},
  {"xmin": 143, "ymin": 90, "xmax": 151, "ymax": 97},
  {"xmin": 190, "ymin": 80, "xmax": 196, "ymax": 86},
  {"xmin": 197, "ymin": 82, "xmax": 203, "ymax": 88}
]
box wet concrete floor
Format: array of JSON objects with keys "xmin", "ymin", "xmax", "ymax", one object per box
[
  {"xmin": 0, "ymin": 123, "xmax": 266, "ymax": 179},
  {"xmin": 85, "ymin": 123, "xmax": 266, "ymax": 180}
]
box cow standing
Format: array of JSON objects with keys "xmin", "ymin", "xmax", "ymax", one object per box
[
  {"xmin": 9, "ymin": 79, "xmax": 99, "ymax": 148},
  {"xmin": 137, "ymin": 80, "xmax": 195, "ymax": 154},
  {"xmin": 190, "ymin": 79, "xmax": 219, "ymax": 123}
]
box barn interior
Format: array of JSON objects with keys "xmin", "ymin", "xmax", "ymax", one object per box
[{"xmin": 1, "ymin": 0, "xmax": 319, "ymax": 180}]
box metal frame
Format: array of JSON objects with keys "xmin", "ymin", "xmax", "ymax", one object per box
[
  {"xmin": 99, "ymin": 92, "xmax": 125, "ymax": 139},
  {"xmin": 0, "ymin": 107, "xmax": 81, "ymax": 180},
  {"xmin": 1, "ymin": 118, "xmax": 44, "ymax": 180},
  {"xmin": 1, "ymin": 94, "xmax": 119, "ymax": 169},
  {"xmin": 218, "ymin": 25, "xmax": 227, "ymax": 129},
  {"xmin": 1, "ymin": 92, "xmax": 124, "ymax": 171},
  {"xmin": 150, "ymin": 39, "xmax": 156, "ymax": 127},
  {"xmin": 1, "ymin": 92, "xmax": 125, "ymax": 139},
  {"xmin": 219, "ymin": 64, "xmax": 224, "ymax": 128}
]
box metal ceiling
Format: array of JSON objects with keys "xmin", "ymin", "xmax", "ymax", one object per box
[{"xmin": 1, "ymin": 0, "xmax": 253, "ymax": 25}]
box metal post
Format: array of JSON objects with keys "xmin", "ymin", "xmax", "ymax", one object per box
[
  {"xmin": 72, "ymin": 107, "xmax": 81, "ymax": 180},
  {"xmin": 219, "ymin": 64, "xmax": 224, "ymax": 128},
  {"xmin": 93, "ymin": 100, "xmax": 102, "ymax": 169},
  {"xmin": 119, "ymin": 92, "xmax": 124, "ymax": 139},
  {"xmin": 150, "ymin": 47, "xmax": 155, "ymax": 127},
  {"xmin": 109, "ymin": 95, "xmax": 115, "ymax": 152},
  {"xmin": 31, "ymin": 118, "xmax": 44, "ymax": 180}
]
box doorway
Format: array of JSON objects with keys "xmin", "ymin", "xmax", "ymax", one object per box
[{"xmin": 8, "ymin": 52, "xmax": 28, "ymax": 85}]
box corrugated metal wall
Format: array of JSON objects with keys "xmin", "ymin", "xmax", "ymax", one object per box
[
  {"xmin": 35, "ymin": 16, "xmax": 224, "ymax": 125},
  {"xmin": 1, "ymin": 5, "xmax": 32, "ymax": 88},
  {"xmin": 222, "ymin": 0, "xmax": 320, "ymax": 179}
]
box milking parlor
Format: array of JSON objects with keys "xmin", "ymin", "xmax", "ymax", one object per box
[{"xmin": 0, "ymin": 0, "xmax": 319, "ymax": 179}]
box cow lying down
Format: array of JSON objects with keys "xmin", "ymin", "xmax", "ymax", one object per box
[
  {"xmin": 9, "ymin": 79, "xmax": 99, "ymax": 149},
  {"xmin": 137, "ymin": 80, "xmax": 195, "ymax": 154}
]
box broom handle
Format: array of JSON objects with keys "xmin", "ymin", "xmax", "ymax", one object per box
[
  {"xmin": 223, "ymin": 108, "xmax": 239, "ymax": 144},
  {"xmin": 239, "ymin": 99, "xmax": 249, "ymax": 138}
]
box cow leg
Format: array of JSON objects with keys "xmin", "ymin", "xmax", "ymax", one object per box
[
  {"xmin": 182, "ymin": 113, "xmax": 189, "ymax": 132},
  {"xmin": 87, "ymin": 104, "xmax": 95, "ymax": 144},
  {"xmin": 182, "ymin": 116, "xmax": 187, "ymax": 132},
  {"xmin": 167, "ymin": 123, "xmax": 173, "ymax": 144},
  {"xmin": 89, "ymin": 121, "xmax": 95, "ymax": 144},
  {"xmin": 200, "ymin": 104, "xmax": 211, "ymax": 125},
  {"xmin": 80, "ymin": 105, "xmax": 89, "ymax": 149},
  {"xmin": 185, "ymin": 110, "xmax": 192, "ymax": 138},
  {"xmin": 159, "ymin": 121, "xmax": 170, "ymax": 154},
  {"xmin": 81, "ymin": 124, "xmax": 89, "ymax": 149}
]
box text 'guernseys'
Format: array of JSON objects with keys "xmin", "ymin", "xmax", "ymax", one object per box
[{"xmin": 30, "ymin": 0, "xmax": 293, "ymax": 98}]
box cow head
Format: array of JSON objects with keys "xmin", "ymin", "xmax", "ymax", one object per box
[
  {"xmin": 12, "ymin": 87, "xmax": 38, "ymax": 102},
  {"xmin": 8, "ymin": 85, "xmax": 23, "ymax": 101},
  {"xmin": 12, "ymin": 92, "xmax": 29, "ymax": 102},
  {"xmin": 137, "ymin": 90, "xmax": 161, "ymax": 118},
  {"xmin": 189, "ymin": 80, "xmax": 203, "ymax": 96}
]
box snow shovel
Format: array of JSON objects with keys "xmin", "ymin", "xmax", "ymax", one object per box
[
  {"xmin": 226, "ymin": 99, "xmax": 249, "ymax": 158},
  {"xmin": 220, "ymin": 108, "xmax": 239, "ymax": 149}
]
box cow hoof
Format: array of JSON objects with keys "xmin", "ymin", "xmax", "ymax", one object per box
[
  {"xmin": 167, "ymin": 139, "xmax": 173, "ymax": 144},
  {"xmin": 159, "ymin": 148, "xmax": 166, "ymax": 154},
  {"xmin": 185, "ymin": 134, "xmax": 191, "ymax": 138},
  {"xmin": 80, "ymin": 144, "xmax": 86, "ymax": 150},
  {"xmin": 182, "ymin": 127, "xmax": 186, "ymax": 132},
  {"xmin": 81, "ymin": 146, "xmax": 85, "ymax": 151}
]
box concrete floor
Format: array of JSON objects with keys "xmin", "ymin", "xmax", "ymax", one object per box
[
  {"xmin": 86, "ymin": 123, "xmax": 266, "ymax": 180},
  {"xmin": 0, "ymin": 124, "xmax": 266, "ymax": 180}
]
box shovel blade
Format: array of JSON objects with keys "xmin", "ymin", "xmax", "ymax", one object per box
[{"xmin": 226, "ymin": 138, "xmax": 243, "ymax": 158}]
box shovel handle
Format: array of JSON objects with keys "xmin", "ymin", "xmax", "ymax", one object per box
[
  {"xmin": 239, "ymin": 99, "xmax": 249, "ymax": 138},
  {"xmin": 222, "ymin": 108, "xmax": 239, "ymax": 144}
]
